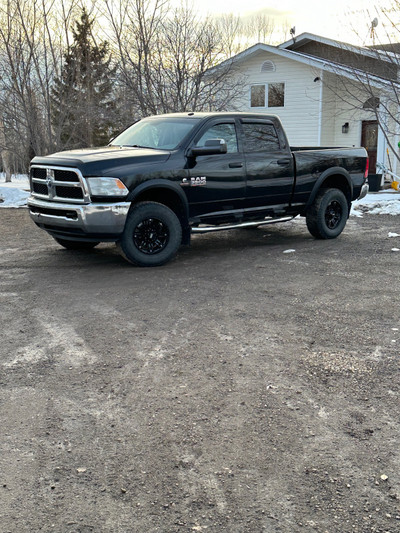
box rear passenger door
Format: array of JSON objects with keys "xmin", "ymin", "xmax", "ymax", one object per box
[{"xmin": 241, "ymin": 120, "xmax": 294, "ymax": 209}]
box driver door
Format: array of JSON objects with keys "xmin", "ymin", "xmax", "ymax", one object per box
[{"xmin": 184, "ymin": 120, "xmax": 246, "ymax": 218}]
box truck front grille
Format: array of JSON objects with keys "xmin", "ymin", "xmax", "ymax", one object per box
[
  {"xmin": 33, "ymin": 183, "xmax": 48, "ymax": 195},
  {"xmin": 30, "ymin": 165, "xmax": 89, "ymax": 204},
  {"xmin": 55, "ymin": 186, "xmax": 84, "ymax": 199}
]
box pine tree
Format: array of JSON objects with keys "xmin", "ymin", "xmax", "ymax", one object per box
[{"xmin": 51, "ymin": 8, "xmax": 116, "ymax": 149}]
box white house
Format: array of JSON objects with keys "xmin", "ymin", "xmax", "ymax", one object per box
[{"xmin": 217, "ymin": 33, "xmax": 400, "ymax": 182}]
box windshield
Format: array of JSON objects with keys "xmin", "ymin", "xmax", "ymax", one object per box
[{"xmin": 111, "ymin": 117, "xmax": 201, "ymax": 150}]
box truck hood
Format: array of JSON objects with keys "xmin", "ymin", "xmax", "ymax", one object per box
[{"xmin": 31, "ymin": 146, "xmax": 171, "ymax": 176}]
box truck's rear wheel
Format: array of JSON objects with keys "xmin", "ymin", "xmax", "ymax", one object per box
[
  {"xmin": 118, "ymin": 202, "xmax": 182, "ymax": 266},
  {"xmin": 54, "ymin": 237, "xmax": 99, "ymax": 250},
  {"xmin": 306, "ymin": 188, "xmax": 348, "ymax": 239}
]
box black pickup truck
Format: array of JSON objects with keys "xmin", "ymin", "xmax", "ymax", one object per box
[{"xmin": 28, "ymin": 112, "xmax": 369, "ymax": 266}]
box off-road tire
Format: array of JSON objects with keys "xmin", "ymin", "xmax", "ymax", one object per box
[
  {"xmin": 306, "ymin": 188, "xmax": 348, "ymax": 239},
  {"xmin": 54, "ymin": 238, "xmax": 100, "ymax": 250},
  {"xmin": 118, "ymin": 202, "xmax": 182, "ymax": 267}
]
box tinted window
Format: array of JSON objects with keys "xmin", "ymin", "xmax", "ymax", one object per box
[
  {"xmin": 196, "ymin": 123, "xmax": 238, "ymax": 153},
  {"xmin": 111, "ymin": 117, "xmax": 200, "ymax": 150},
  {"xmin": 242, "ymin": 123, "xmax": 280, "ymax": 152}
]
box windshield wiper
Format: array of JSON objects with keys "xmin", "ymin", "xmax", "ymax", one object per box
[
  {"xmin": 129, "ymin": 144, "xmax": 155, "ymax": 149},
  {"xmin": 111, "ymin": 144, "xmax": 154, "ymax": 149}
]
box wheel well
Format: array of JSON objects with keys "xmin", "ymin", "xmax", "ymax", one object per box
[
  {"xmin": 301, "ymin": 174, "xmax": 352, "ymax": 217},
  {"xmin": 319, "ymin": 175, "xmax": 352, "ymax": 204},
  {"xmin": 132, "ymin": 188, "xmax": 190, "ymax": 245}
]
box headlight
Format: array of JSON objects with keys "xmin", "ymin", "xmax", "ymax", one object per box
[{"xmin": 86, "ymin": 177, "xmax": 129, "ymax": 197}]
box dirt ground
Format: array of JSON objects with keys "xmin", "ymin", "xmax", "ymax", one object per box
[{"xmin": 0, "ymin": 208, "xmax": 399, "ymax": 533}]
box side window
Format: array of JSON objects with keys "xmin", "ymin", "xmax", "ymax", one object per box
[
  {"xmin": 250, "ymin": 85, "xmax": 265, "ymax": 107},
  {"xmin": 250, "ymin": 83, "xmax": 285, "ymax": 108},
  {"xmin": 195, "ymin": 123, "xmax": 238, "ymax": 153},
  {"xmin": 242, "ymin": 123, "xmax": 280, "ymax": 152},
  {"xmin": 268, "ymin": 83, "xmax": 285, "ymax": 107}
]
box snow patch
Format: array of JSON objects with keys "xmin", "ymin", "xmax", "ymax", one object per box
[
  {"xmin": 351, "ymin": 191, "xmax": 400, "ymax": 217},
  {"xmin": 0, "ymin": 173, "xmax": 30, "ymax": 207},
  {"xmin": 0, "ymin": 187, "xmax": 29, "ymax": 208}
]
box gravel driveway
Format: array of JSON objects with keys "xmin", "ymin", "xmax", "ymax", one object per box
[{"xmin": 0, "ymin": 209, "xmax": 399, "ymax": 532}]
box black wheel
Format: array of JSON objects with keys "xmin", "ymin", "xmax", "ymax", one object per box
[
  {"xmin": 306, "ymin": 188, "xmax": 348, "ymax": 239},
  {"xmin": 118, "ymin": 202, "xmax": 182, "ymax": 266},
  {"xmin": 54, "ymin": 237, "xmax": 100, "ymax": 250}
]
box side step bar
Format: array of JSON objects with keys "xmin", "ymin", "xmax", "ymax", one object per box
[{"xmin": 191, "ymin": 216, "xmax": 295, "ymax": 234}]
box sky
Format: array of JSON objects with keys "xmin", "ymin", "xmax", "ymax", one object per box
[{"xmin": 176, "ymin": 0, "xmax": 393, "ymax": 46}]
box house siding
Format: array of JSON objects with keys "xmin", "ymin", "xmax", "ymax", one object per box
[
  {"xmin": 225, "ymin": 40, "xmax": 400, "ymax": 175},
  {"xmin": 232, "ymin": 51, "xmax": 322, "ymax": 146},
  {"xmin": 320, "ymin": 74, "xmax": 336, "ymax": 146},
  {"xmin": 321, "ymin": 72, "xmax": 380, "ymax": 147},
  {"xmin": 319, "ymin": 72, "xmax": 400, "ymax": 175}
]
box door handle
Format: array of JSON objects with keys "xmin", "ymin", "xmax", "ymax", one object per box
[
  {"xmin": 229, "ymin": 162, "xmax": 243, "ymax": 168},
  {"xmin": 277, "ymin": 158, "xmax": 291, "ymax": 166}
]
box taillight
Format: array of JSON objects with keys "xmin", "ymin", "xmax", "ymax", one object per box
[{"xmin": 364, "ymin": 158, "xmax": 369, "ymax": 179}]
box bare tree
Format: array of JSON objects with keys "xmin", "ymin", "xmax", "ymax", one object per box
[
  {"xmin": 326, "ymin": 62, "xmax": 400, "ymax": 165},
  {"xmin": 0, "ymin": 0, "xmax": 80, "ymax": 177},
  {"xmin": 318, "ymin": 3, "xmax": 400, "ymax": 171},
  {"xmin": 0, "ymin": 0, "xmax": 282, "ymax": 179},
  {"xmin": 243, "ymin": 12, "xmax": 277, "ymax": 44},
  {"xmin": 104, "ymin": 0, "xmax": 246, "ymax": 119},
  {"xmin": 0, "ymin": 116, "xmax": 11, "ymax": 182}
]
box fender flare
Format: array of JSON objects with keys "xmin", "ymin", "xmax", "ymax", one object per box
[
  {"xmin": 305, "ymin": 167, "xmax": 353, "ymax": 209},
  {"xmin": 127, "ymin": 179, "xmax": 189, "ymax": 220}
]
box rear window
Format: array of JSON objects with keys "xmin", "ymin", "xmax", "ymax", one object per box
[{"xmin": 242, "ymin": 123, "xmax": 280, "ymax": 152}]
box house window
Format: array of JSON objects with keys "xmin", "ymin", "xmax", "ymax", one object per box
[
  {"xmin": 250, "ymin": 85, "xmax": 265, "ymax": 108},
  {"xmin": 250, "ymin": 83, "xmax": 285, "ymax": 108},
  {"xmin": 268, "ymin": 83, "xmax": 285, "ymax": 107},
  {"xmin": 363, "ymin": 96, "xmax": 380, "ymax": 110}
]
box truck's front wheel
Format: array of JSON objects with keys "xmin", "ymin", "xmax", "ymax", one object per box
[
  {"xmin": 306, "ymin": 188, "xmax": 348, "ymax": 239},
  {"xmin": 118, "ymin": 202, "xmax": 182, "ymax": 266}
]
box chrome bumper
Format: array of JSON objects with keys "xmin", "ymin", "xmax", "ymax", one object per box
[
  {"xmin": 27, "ymin": 196, "xmax": 130, "ymax": 237},
  {"xmin": 357, "ymin": 183, "xmax": 369, "ymax": 200}
]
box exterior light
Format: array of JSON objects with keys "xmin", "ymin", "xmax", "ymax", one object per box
[
  {"xmin": 342, "ymin": 122, "xmax": 349, "ymax": 134},
  {"xmin": 86, "ymin": 177, "xmax": 129, "ymax": 197}
]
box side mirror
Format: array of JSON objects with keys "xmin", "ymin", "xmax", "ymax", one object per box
[{"xmin": 189, "ymin": 139, "xmax": 228, "ymax": 157}]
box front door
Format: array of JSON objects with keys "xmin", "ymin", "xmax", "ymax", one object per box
[
  {"xmin": 185, "ymin": 120, "xmax": 246, "ymax": 218},
  {"xmin": 361, "ymin": 120, "xmax": 378, "ymax": 173}
]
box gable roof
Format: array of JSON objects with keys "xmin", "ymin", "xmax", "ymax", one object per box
[
  {"xmin": 278, "ymin": 32, "xmax": 394, "ymax": 63},
  {"xmin": 210, "ymin": 37, "xmax": 398, "ymax": 91}
]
